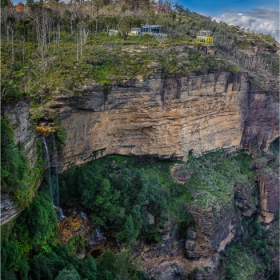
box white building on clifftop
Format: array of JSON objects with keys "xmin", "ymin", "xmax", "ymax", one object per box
[{"xmin": 130, "ymin": 24, "xmax": 167, "ymax": 39}]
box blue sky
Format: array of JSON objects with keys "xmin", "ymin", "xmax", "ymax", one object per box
[
  {"xmin": 177, "ymin": 0, "xmax": 279, "ymax": 41},
  {"xmin": 176, "ymin": 0, "xmax": 279, "ymax": 16}
]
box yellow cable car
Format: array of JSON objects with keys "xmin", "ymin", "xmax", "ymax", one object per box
[{"xmin": 196, "ymin": 30, "xmax": 214, "ymax": 45}]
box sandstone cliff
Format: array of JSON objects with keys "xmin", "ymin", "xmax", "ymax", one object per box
[
  {"xmin": 37, "ymin": 72, "xmax": 278, "ymax": 171},
  {"xmin": 134, "ymin": 183, "xmax": 243, "ymax": 280},
  {"xmin": 34, "ymin": 72, "xmax": 278, "ymax": 171},
  {"xmin": 258, "ymin": 166, "xmax": 279, "ymax": 223}
]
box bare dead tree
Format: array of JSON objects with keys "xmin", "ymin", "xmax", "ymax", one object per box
[
  {"xmin": 11, "ymin": 27, "xmax": 14, "ymax": 64},
  {"xmin": 57, "ymin": 23, "xmax": 61, "ymax": 46},
  {"xmin": 76, "ymin": 23, "xmax": 90, "ymax": 59},
  {"xmin": 2, "ymin": 8, "xmax": 17, "ymax": 44},
  {"xmin": 69, "ymin": 0, "xmax": 80, "ymax": 33},
  {"xmin": 32, "ymin": 9, "xmax": 51, "ymax": 76},
  {"xmin": 76, "ymin": 32, "xmax": 79, "ymax": 61}
]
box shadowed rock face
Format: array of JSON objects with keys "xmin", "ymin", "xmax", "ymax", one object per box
[
  {"xmin": 234, "ymin": 183, "xmax": 257, "ymax": 217},
  {"xmin": 185, "ymin": 202, "xmax": 239, "ymax": 259},
  {"xmin": 258, "ymin": 172, "xmax": 279, "ymax": 223},
  {"xmin": 1, "ymin": 193, "xmax": 19, "ymax": 225},
  {"xmin": 1, "ymin": 101, "xmax": 40, "ymax": 226},
  {"xmin": 133, "ymin": 200, "xmax": 240, "ymax": 280},
  {"xmin": 4, "ymin": 101, "xmax": 38, "ymax": 169},
  {"xmin": 241, "ymin": 82, "xmax": 279, "ymax": 155}
]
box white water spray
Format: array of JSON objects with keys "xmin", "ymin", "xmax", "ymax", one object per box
[{"xmin": 42, "ymin": 137, "xmax": 53, "ymax": 201}]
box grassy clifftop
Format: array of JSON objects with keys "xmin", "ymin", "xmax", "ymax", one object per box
[{"xmin": 1, "ymin": 1, "xmax": 279, "ymax": 112}]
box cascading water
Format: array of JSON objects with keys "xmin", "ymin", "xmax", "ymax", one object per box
[
  {"xmin": 42, "ymin": 137, "xmax": 53, "ymax": 202},
  {"xmin": 81, "ymin": 211, "xmax": 89, "ymax": 221},
  {"xmin": 116, "ymin": 239, "xmax": 120, "ymax": 249},
  {"xmin": 96, "ymin": 227, "xmax": 106, "ymax": 243},
  {"xmin": 53, "ymin": 205, "xmax": 64, "ymax": 220},
  {"xmin": 51, "ymin": 133, "xmax": 64, "ymax": 220},
  {"xmin": 51, "ymin": 133, "xmax": 60, "ymax": 206},
  {"xmin": 88, "ymin": 227, "xmax": 106, "ymax": 248},
  {"xmin": 80, "ymin": 211, "xmax": 107, "ymax": 248},
  {"xmin": 41, "ymin": 134, "xmax": 64, "ymax": 220}
]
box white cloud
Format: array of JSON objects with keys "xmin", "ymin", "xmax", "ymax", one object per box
[{"xmin": 213, "ymin": 8, "xmax": 279, "ymax": 42}]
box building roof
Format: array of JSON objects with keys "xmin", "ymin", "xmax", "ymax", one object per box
[
  {"xmin": 198, "ymin": 30, "xmax": 211, "ymax": 36},
  {"xmin": 142, "ymin": 24, "xmax": 161, "ymax": 28}
]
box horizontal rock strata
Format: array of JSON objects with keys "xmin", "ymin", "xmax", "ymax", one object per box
[
  {"xmin": 40, "ymin": 72, "xmax": 278, "ymax": 171},
  {"xmin": 49, "ymin": 72, "xmax": 257, "ymax": 171}
]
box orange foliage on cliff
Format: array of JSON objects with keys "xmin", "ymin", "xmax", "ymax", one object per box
[
  {"xmin": 35, "ymin": 126, "xmax": 55, "ymax": 135},
  {"xmin": 15, "ymin": 2, "xmax": 24, "ymax": 11}
]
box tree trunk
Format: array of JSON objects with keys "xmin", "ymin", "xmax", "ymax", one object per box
[
  {"xmin": 76, "ymin": 33, "xmax": 79, "ymax": 61},
  {"xmin": 96, "ymin": 19, "xmax": 98, "ymax": 35},
  {"xmin": 80, "ymin": 29, "xmax": 83, "ymax": 57},
  {"xmin": 11, "ymin": 28, "xmax": 14, "ymax": 65}
]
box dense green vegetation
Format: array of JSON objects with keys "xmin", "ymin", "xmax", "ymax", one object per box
[
  {"xmin": 60, "ymin": 156, "xmax": 169, "ymax": 244},
  {"xmin": 1, "ymin": 189, "xmax": 148, "ymax": 280},
  {"xmin": 174, "ymin": 151, "xmax": 256, "ymax": 209},
  {"xmin": 219, "ymin": 221, "xmax": 279, "ymax": 280},
  {"xmin": 1, "ymin": 145, "xmax": 278, "ymax": 280},
  {"xmin": 59, "ymin": 151, "xmax": 256, "ymax": 246},
  {"xmin": 218, "ymin": 142, "xmax": 279, "ymax": 280},
  {"xmin": 1, "ymin": 118, "xmax": 43, "ymax": 209}
]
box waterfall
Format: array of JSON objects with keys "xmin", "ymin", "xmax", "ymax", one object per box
[
  {"xmin": 81, "ymin": 211, "xmax": 89, "ymax": 221},
  {"xmin": 88, "ymin": 234, "xmax": 95, "ymax": 248},
  {"xmin": 78, "ymin": 211, "xmax": 107, "ymax": 248},
  {"xmin": 88, "ymin": 227, "xmax": 106, "ymax": 248},
  {"xmin": 41, "ymin": 134, "xmax": 64, "ymax": 220},
  {"xmin": 95, "ymin": 227, "xmax": 106, "ymax": 243},
  {"xmin": 51, "ymin": 133, "xmax": 60, "ymax": 207},
  {"xmin": 42, "ymin": 137, "xmax": 53, "ymax": 202},
  {"xmin": 51, "ymin": 133, "xmax": 64, "ymax": 220},
  {"xmin": 116, "ymin": 238, "xmax": 120, "ymax": 249},
  {"xmin": 53, "ymin": 205, "xmax": 65, "ymax": 220}
]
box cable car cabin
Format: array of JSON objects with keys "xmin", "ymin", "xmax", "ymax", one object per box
[
  {"xmin": 196, "ymin": 36, "xmax": 214, "ymax": 44},
  {"xmin": 196, "ymin": 30, "xmax": 214, "ymax": 45}
]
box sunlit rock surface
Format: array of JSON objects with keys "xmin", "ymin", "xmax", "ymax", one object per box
[{"xmin": 38, "ymin": 72, "xmax": 278, "ymax": 171}]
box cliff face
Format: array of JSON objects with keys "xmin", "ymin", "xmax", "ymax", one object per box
[
  {"xmin": 134, "ymin": 196, "xmax": 243, "ymax": 280},
  {"xmin": 37, "ymin": 72, "xmax": 245, "ymax": 170},
  {"xmin": 258, "ymin": 170, "xmax": 279, "ymax": 223},
  {"xmin": 4, "ymin": 101, "xmax": 38, "ymax": 168},
  {"xmin": 38, "ymin": 72, "xmax": 278, "ymax": 171},
  {"xmin": 1, "ymin": 193, "xmax": 20, "ymax": 226},
  {"xmin": 241, "ymin": 82, "xmax": 279, "ymax": 155},
  {"xmin": 1, "ymin": 101, "xmax": 40, "ymax": 225}
]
